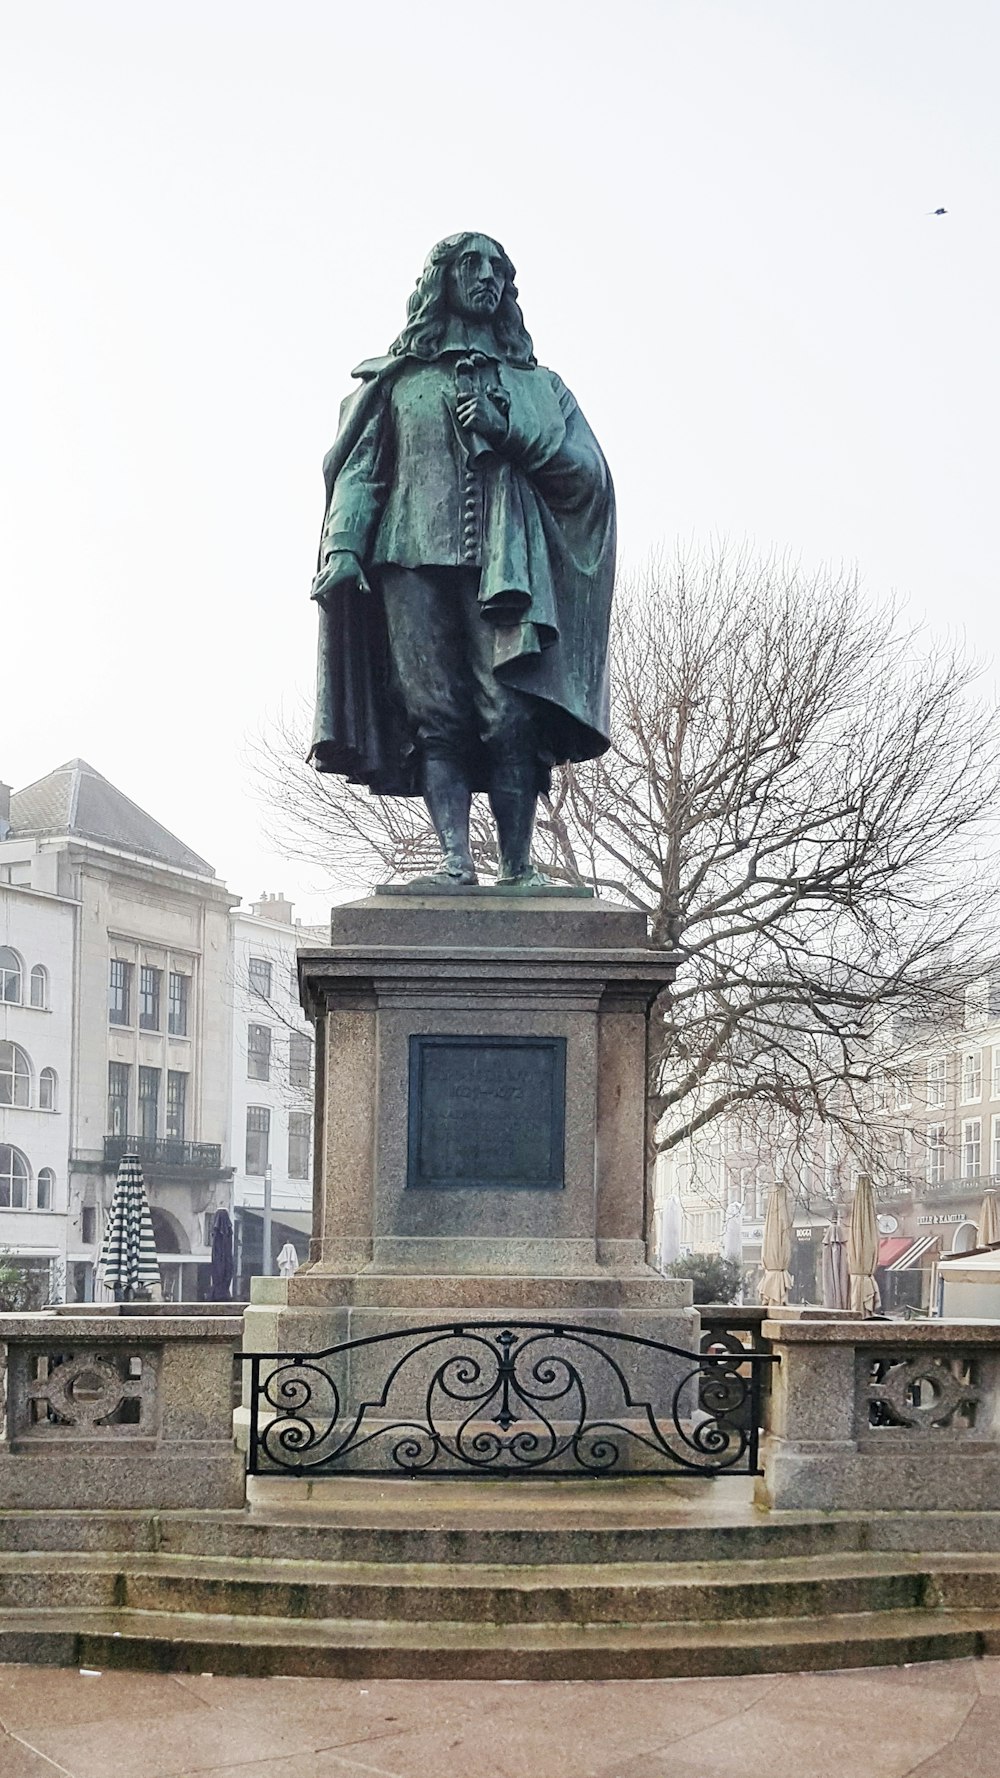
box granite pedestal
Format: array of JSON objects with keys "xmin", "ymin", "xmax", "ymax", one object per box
[{"xmin": 243, "ymin": 895, "xmax": 695, "ymax": 1446}]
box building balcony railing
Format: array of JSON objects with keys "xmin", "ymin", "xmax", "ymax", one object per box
[
  {"xmin": 103, "ymin": 1137, "xmax": 225, "ymax": 1176},
  {"xmin": 915, "ymin": 1172, "xmax": 999, "ymax": 1197}
]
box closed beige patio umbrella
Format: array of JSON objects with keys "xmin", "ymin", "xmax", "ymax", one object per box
[
  {"xmin": 759, "ymin": 1180, "xmax": 793, "ymax": 1307},
  {"xmin": 979, "ymin": 1189, "xmax": 1000, "ymax": 1247},
  {"xmin": 848, "ymin": 1173, "xmax": 880, "ymax": 1317},
  {"xmin": 821, "ymin": 1214, "xmax": 850, "ymax": 1310}
]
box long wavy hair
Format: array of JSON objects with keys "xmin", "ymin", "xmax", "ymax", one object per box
[{"xmin": 390, "ymin": 233, "xmax": 536, "ymax": 365}]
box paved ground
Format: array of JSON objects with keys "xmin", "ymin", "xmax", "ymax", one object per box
[{"xmin": 2, "ymin": 1659, "xmax": 999, "ymax": 1778}]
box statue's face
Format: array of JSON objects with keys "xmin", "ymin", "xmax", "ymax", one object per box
[{"xmin": 447, "ymin": 237, "xmax": 506, "ymax": 320}]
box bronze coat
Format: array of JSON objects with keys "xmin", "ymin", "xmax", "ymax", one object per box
[{"xmin": 309, "ymin": 353, "xmax": 616, "ymax": 795}]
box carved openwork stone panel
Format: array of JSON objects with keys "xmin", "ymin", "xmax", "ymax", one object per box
[
  {"xmin": 861, "ymin": 1349, "xmax": 981, "ymax": 1435},
  {"xmin": 10, "ymin": 1346, "xmax": 159, "ymax": 1441}
]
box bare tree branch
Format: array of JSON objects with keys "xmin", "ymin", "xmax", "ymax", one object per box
[{"xmin": 250, "ymin": 544, "xmax": 1000, "ymax": 1192}]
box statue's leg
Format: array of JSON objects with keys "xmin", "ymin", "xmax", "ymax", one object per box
[
  {"xmin": 380, "ymin": 566, "xmax": 478, "ymax": 883},
  {"xmin": 487, "ymin": 751, "xmax": 539, "ymax": 883},
  {"xmin": 421, "ymin": 753, "xmax": 476, "ymax": 884},
  {"xmin": 459, "ymin": 578, "xmax": 544, "ymax": 884}
]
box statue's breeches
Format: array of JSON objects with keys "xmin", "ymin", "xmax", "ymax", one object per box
[{"xmin": 379, "ymin": 565, "xmax": 536, "ymax": 764}]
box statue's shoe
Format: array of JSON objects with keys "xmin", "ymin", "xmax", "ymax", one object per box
[
  {"xmin": 409, "ymin": 856, "xmax": 479, "ymax": 889},
  {"xmin": 496, "ymin": 867, "xmax": 557, "ymax": 890}
]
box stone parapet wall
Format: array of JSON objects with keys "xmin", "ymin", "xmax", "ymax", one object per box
[
  {"xmin": 0, "ymin": 1310, "xmax": 245, "ymax": 1509},
  {"xmin": 758, "ymin": 1316, "xmax": 1000, "ymax": 1513}
]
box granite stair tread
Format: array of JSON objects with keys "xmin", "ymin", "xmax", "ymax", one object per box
[
  {"xmin": 2, "ymin": 1604, "xmax": 1000, "ymax": 1680},
  {"xmin": 3, "ymin": 1547, "xmax": 1000, "ymax": 1585}
]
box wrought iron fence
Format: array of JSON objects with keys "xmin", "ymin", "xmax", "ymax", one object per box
[{"xmin": 242, "ymin": 1319, "xmax": 776, "ymax": 1480}]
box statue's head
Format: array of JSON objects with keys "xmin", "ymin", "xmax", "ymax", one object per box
[{"xmin": 391, "ymin": 232, "xmax": 535, "ymax": 365}]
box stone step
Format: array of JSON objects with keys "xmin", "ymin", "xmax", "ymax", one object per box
[
  {"xmin": 5, "ymin": 1502, "xmax": 1000, "ymax": 1562},
  {"xmin": 5, "ymin": 1507, "xmax": 996, "ymax": 1564},
  {"xmin": 2, "ymin": 1603, "xmax": 999, "ymax": 1680},
  {"xmin": 0, "ymin": 1501, "xmax": 868, "ymax": 1566},
  {"xmin": 1, "ymin": 1549, "xmax": 999, "ymax": 1625}
]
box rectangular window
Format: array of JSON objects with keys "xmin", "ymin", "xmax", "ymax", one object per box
[
  {"xmin": 289, "ymin": 1032, "xmax": 312, "ymax": 1091},
  {"xmin": 248, "ymin": 956, "xmax": 272, "ymax": 999},
  {"xmin": 247, "ymin": 1023, "xmax": 272, "ymax": 1081},
  {"xmin": 962, "ymin": 1051, "xmax": 983, "ymax": 1103},
  {"xmin": 993, "ymin": 1048, "xmax": 1000, "ymax": 1101},
  {"xmin": 108, "ymin": 1062, "xmax": 130, "ymax": 1136},
  {"xmin": 138, "ymin": 1066, "xmax": 160, "ymax": 1142},
  {"xmin": 166, "ymin": 1071, "xmax": 187, "ymax": 1140},
  {"xmin": 288, "ymin": 1110, "xmax": 311, "ymax": 1179},
  {"xmin": 926, "ymin": 1123, "xmax": 946, "ymax": 1185},
  {"xmin": 962, "ymin": 1117, "xmax": 982, "ymax": 1180},
  {"xmin": 81, "ymin": 1205, "xmax": 97, "ymax": 1245},
  {"xmin": 108, "ymin": 958, "xmax": 132, "ymax": 1026},
  {"xmin": 992, "ymin": 1114, "xmax": 1000, "ymax": 1179},
  {"xmin": 168, "ymin": 971, "xmax": 189, "ymax": 1036},
  {"xmin": 894, "ymin": 1068, "xmax": 912, "ymax": 1111},
  {"xmin": 139, "ymin": 965, "xmax": 161, "ymax": 1031},
  {"xmin": 926, "ymin": 1056, "xmax": 947, "ymax": 1109},
  {"xmin": 246, "ymin": 1105, "xmax": 270, "ymax": 1175}
]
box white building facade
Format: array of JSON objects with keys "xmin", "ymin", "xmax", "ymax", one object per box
[
  {"xmin": 1, "ymin": 762, "xmax": 237, "ymax": 1302},
  {"xmin": 228, "ymin": 894, "xmax": 320, "ymax": 1295},
  {"xmin": 0, "ymin": 844, "xmax": 77, "ymax": 1302}
]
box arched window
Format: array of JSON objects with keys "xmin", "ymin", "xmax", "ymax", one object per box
[
  {"xmin": 0, "ymin": 1041, "xmax": 31, "ymax": 1108},
  {"xmin": 0, "ymin": 1146, "xmax": 29, "ymax": 1209},
  {"xmin": 0, "ymin": 948, "xmax": 22, "ymax": 1004},
  {"xmin": 29, "ymin": 965, "xmax": 48, "ymax": 1009},
  {"xmin": 150, "ymin": 1206, "xmax": 187, "ymax": 1254},
  {"xmin": 39, "ymin": 1067, "xmax": 57, "ymax": 1111},
  {"xmin": 36, "ymin": 1168, "xmax": 55, "ymax": 1211}
]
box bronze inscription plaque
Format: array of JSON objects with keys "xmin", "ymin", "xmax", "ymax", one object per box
[{"xmin": 406, "ymin": 1035, "xmax": 566, "ymax": 1190}]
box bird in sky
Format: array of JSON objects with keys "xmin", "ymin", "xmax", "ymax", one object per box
[{"xmin": 928, "ymin": 206, "xmax": 948, "ymax": 215}]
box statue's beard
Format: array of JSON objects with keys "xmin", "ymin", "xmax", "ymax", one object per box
[{"xmin": 453, "ymin": 286, "xmax": 502, "ymax": 317}]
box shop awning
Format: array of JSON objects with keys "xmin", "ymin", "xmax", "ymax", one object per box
[
  {"xmin": 884, "ymin": 1234, "xmax": 939, "ymax": 1272},
  {"xmin": 877, "ymin": 1237, "xmax": 911, "ymax": 1268}
]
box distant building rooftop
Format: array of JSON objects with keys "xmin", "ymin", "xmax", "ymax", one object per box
[{"xmin": 8, "ymin": 759, "xmax": 215, "ymax": 876}]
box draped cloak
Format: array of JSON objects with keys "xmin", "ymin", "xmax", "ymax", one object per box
[{"xmin": 308, "ymin": 352, "xmax": 616, "ymax": 796}]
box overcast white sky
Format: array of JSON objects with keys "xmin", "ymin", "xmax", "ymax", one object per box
[{"xmin": 3, "ymin": 2, "xmax": 998, "ymax": 920}]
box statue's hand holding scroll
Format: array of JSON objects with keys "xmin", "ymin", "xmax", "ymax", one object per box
[
  {"xmin": 456, "ymin": 388, "xmax": 510, "ymax": 451},
  {"xmin": 311, "ymin": 550, "xmax": 371, "ymax": 609}
]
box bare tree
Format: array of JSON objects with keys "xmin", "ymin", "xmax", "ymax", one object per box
[{"xmin": 252, "ymin": 546, "xmax": 1000, "ymax": 1169}]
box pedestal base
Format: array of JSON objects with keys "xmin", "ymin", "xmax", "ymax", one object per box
[
  {"xmin": 246, "ymin": 1267, "xmax": 696, "ymax": 1354},
  {"xmin": 243, "ymin": 1270, "xmax": 699, "ymax": 1474}
]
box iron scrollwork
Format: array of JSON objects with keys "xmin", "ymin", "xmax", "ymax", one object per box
[{"xmin": 244, "ymin": 1320, "xmax": 774, "ymax": 1479}]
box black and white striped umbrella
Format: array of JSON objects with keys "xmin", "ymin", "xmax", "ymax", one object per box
[{"xmin": 98, "ymin": 1153, "xmax": 161, "ymax": 1300}]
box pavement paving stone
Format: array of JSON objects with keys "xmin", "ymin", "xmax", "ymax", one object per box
[
  {"xmin": 4, "ymin": 1661, "xmax": 1000, "ymax": 1778},
  {"xmin": 0, "ymin": 1670, "xmax": 201, "ymax": 1734},
  {"xmin": 18, "ymin": 1703, "xmax": 323, "ymax": 1778},
  {"xmin": 748, "ymin": 1668, "xmax": 977, "ymax": 1736},
  {"xmin": 905, "ymin": 1697, "xmax": 1000, "ymax": 1776},
  {"xmin": 0, "ymin": 1729, "xmax": 70, "ymax": 1778}
]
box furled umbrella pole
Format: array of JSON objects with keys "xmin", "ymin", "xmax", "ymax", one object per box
[
  {"xmin": 98, "ymin": 1153, "xmax": 161, "ymax": 1302},
  {"xmin": 759, "ymin": 1181, "xmax": 793, "ymax": 1307},
  {"xmin": 848, "ymin": 1172, "xmax": 880, "ymax": 1317},
  {"xmin": 980, "ymin": 1189, "xmax": 1000, "ymax": 1248},
  {"xmin": 209, "ymin": 1206, "xmax": 234, "ymax": 1301},
  {"xmin": 821, "ymin": 1214, "xmax": 850, "ymax": 1311}
]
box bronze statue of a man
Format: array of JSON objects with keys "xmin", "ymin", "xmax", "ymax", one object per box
[{"xmin": 308, "ymin": 232, "xmax": 616, "ymax": 887}]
